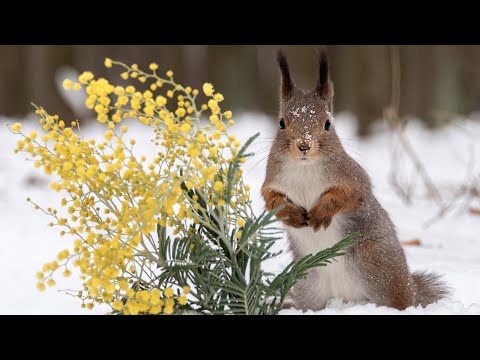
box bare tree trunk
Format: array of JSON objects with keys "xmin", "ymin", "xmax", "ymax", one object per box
[
  {"xmin": 400, "ymin": 45, "xmax": 434, "ymax": 125},
  {"xmin": 26, "ymin": 45, "xmax": 74, "ymax": 120},
  {"xmin": 182, "ymin": 45, "xmax": 208, "ymax": 89},
  {"xmin": 255, "ymin": 45, "xmax": 279, "ymax": 117},
  {"xmin": 208, "ymin": 45, "xmax": 258, "ymax": 112},
  {"xmin": 0, "ymin": 45, "xmax": 27, "ymax": 117},
  {"xmin": 431, "ymin": 45, "xmax": 462, "ymax": 126},
  {"xmin": 333, "ymin": 45, "xmax": 356, "ymax": 114},
  {"xmin": 353, "ymin": 45, "xmax": 389, "ymax": 137}
]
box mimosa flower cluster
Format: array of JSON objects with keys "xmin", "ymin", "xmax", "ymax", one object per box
[{"xmin": 9, "ymin": 59, "xmax": 253, "ymax": 314}]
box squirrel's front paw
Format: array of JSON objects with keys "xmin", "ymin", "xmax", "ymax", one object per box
[
  {"xmin": 278, "ymin": 202, "xmax": 309, "ymax": 228},
  {"xmin": 308, "ymin": 207, "xmax": 332, "ymax": 232}
]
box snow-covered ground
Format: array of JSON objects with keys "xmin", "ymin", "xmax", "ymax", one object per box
[{"xmin": 1, "ymin": 112, "xmax": 479, "ymax": 315}]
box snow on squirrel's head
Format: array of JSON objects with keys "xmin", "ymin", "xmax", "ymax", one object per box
[{"xmin": 273, "ymin": 48, "xmax": 343, "ymax": 164}]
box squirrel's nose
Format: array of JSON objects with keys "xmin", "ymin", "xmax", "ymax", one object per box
[{"xmin": 297, "ymin": 141, "xmax": 311, "ymax": 153}]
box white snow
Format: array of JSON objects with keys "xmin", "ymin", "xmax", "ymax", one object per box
[
  {"xmin": 290, "ymin": 108, "xmax": 300, "ymax": 118},
  {"xmin": 1, "ymin": 111, "xmax": 479, "ymax": 315}
]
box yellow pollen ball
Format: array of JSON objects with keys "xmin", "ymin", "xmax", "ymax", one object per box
[
  {"xmin": 178, "ymin": 295, "xmax": 187, "ymax": 305},
  {"xmin": 112, "ymin": 301, "xmax": 123, "ymax": 311},
  {"xmin": 104, "ymin": 130, "xmax": 114, "ymax": 141},
  {"xmin": 203, "ymin": 83, "xmax": 214, "ymax": 96},
  {"xmin": 11, "ymin": 123, "xmax": 22, "ymax": 132},
  {"xmin": 214, "ymin": 181, "xmax": 223, "ymax": 192},
  {"xmin": 63, "ymin": 79, "xmax": 73, "ymax": 90},
  {"xmin": 163, "ymin": 305, "xmax": 174, "ymax": 315},
  {"xmin": 37, "ymin": 283, "xmax": 46, "ymax": 291},
  {"xmin": 163, "ymin": 287, "xmax": 174, "ymax": 298}
]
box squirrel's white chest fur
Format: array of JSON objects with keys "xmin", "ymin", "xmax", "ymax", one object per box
[{"xmin": 271, "ymin": 161, "xmax": 367, "ymax": 309}]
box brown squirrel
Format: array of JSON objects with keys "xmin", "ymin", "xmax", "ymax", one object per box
[{"xmin": 261, "ymin": 49, "xmax": 448, "ymax": 311}]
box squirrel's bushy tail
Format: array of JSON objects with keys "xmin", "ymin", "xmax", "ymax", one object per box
[{"xmin": 412, "ymin": 271, "xmax": 449, "ymax": 306}]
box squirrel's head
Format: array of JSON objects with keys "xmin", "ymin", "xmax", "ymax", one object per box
[{"xmin": 274, "ymin": 48, "xmax": 342, "ymax": 163}]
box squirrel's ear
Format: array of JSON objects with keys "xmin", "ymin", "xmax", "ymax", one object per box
[
  {"xmin": 276, "ymin": 49, "xmax": 294, "ymax": 99},
  {"xmin": 316, "ymin": 47, "xmax": 333, "ymax": 99}
]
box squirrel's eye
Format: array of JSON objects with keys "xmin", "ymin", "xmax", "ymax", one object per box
[
  {"xmin": 324, "ymin": 120, "xmax": 331, "ymax": 131},
  {"xmin": 279, "ymin": 118, "xmax": 286, "ymax": 129}
]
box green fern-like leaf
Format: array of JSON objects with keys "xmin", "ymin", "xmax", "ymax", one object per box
[{"xmin": 153, "ymin": 134, "xmax": 356, "ymax": 315}]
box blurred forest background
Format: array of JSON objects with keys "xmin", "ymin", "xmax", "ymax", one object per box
[{"xmin": 1, "ymin": 45, "xmax": 479, "ymax": 136}]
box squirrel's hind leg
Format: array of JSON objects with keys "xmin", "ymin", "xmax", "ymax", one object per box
[
  {"xmin": 352, "ymin": 238, "xmax": 416, "ymax": 310},
  {"xmin": 281, "ymin": 288, "xmax": 298, "ymax": 311}
]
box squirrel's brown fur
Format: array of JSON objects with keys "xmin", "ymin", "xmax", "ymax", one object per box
[{"xmin": 261, "ymin": 48, "xmax": 448, "ymax": 311}]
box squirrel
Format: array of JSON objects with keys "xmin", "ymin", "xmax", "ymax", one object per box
[{"xmin": 261, "ymin": 48, "xmax": 448, "ymax": 311}]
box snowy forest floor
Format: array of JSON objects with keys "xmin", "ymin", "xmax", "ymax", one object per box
[{"xmin": 1, "ymin": 112, "xmax": 479, "ymax": 315}]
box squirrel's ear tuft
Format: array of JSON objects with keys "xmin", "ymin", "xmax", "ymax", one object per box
[
  {"xmin": 277, "ymin": 49, "xmax": 294, "ymax": 99},
  {"xmin": 316, "ymin": 47, "xmax": 332, "ymax": 98}
]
